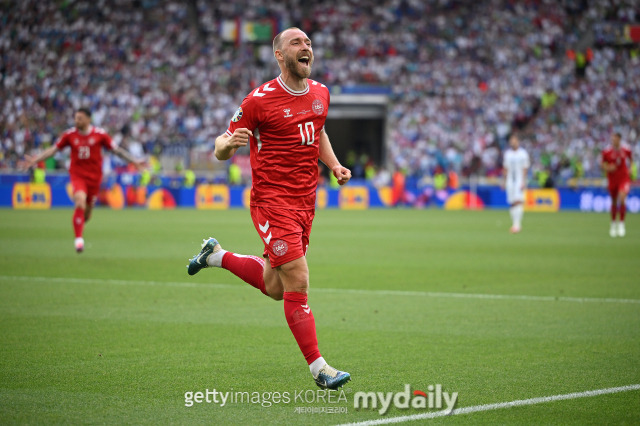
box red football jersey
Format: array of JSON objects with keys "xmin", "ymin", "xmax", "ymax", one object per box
[
  {"xmin": 55, "ymin": 126, "xmax": 115, "ymax": 182},
  {"xmin": 601, "ymin": 145, "xmax": 632, "ymax": 183},
  {"xmin": 226, "ymin": 76, "xmax": 330, "ymax": 210}
]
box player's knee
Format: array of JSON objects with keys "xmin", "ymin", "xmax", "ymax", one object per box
[
  {"xmin": 276, "ymin": 257, "xmax": 310, "ymax": 293},
  {"xmin": 284, "ymin": 278, "xmax": 309, "ymax": 294},
  {"xmin": 283, "ymin": 271, "xmax": 309, "ymax": 292},
  {"xmin": 74, "ymin": 195, "xmax": 87, "ymax": 210},
  {"xmin": 263, "ymin": 270, "xmax": 284, "ymax": 300},
  {"xmin": 264, "ymin": 278, "xmax": 285, "ymax": 300},
  {"xmin": 268, "ymin": 290, "xmax": 284, "ymax": 301}
]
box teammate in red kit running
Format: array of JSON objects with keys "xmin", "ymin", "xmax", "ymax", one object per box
[
  {"xmin": 187, "ymin": 27, "xmax": 352, "ymax": 389},
  {"xmin": 21, "ymin": 108, "xmax": 144, "ymax": 251},
  {"xmin": 601, "ymin": 132, "xmax": 632, "ymax": 238}
]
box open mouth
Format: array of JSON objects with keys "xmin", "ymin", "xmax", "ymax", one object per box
[{"xmin": 298, "ymin": 56, "xmax": 310, "ymax": 66}]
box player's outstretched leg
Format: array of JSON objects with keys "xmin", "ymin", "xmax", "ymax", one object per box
[
  {"xmin": 509, "ymin": 203, "xmax": 522, "ymax": 233},
  {"xmin": 187, "ymin": 237, "xmax": 268, "ymax": 295},
  {"xmin": 73, "ymin": 207, "xmax": 85, "ymax": 252},
  {"xmin": 618, "ymin": 199, "xmax": 626, "ymax": 237},
  {"xmin": 187, "ymin": 237, "xmax": 222, "ymax": 275},
  {"xmin": 72, "ymin": 190, "xmax": 88, "ymax": 253},
  {"xmin": 610, "ymin": 200, "xmax": 618, "ymax": 237},
  {"xmin": 314, "ymin": 363, "xmax": 351, "ymax": 390}
]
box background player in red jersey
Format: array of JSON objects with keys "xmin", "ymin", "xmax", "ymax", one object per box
[
  {"xmin": 21, "ymin": 108, "xmax": 144, "ymax": 251},
  {"xmin": 188, "ymin": 27, "xmax": 352, "ymax": 389},
  {"xmin": 601, "ymin": 132, "xmax": 632, "ymax": 238}
]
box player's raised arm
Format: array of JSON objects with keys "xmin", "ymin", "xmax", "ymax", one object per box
[
  {"xmin": 601, "ymin": 158, "xmax": 615, "ymax": 173},
  {"xmin": 19, "ymin": 145, "xmax": 59, "ymax": 170},
  {"xmin": 318, "ymin": 129, "xmax": 351, "ymax": 185},
  {"xmin": 214, "ymin": 128, "xmax": 252, "ymax": 161},
  {"xmin": 112, "ymin": 146, "xmax": 145, "ymax": 171},
  {"xmin": 501, "ymin": 166, "xmax": 508, "ymax": 189}
]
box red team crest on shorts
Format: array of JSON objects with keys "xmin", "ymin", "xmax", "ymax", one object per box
[
  {"xmin": 272, "ymin": 239, "xmax": 288, "ymax": 256},
  {"xmin": 312, "ymin": 99, "xmax": 324, "ymax": 115}
]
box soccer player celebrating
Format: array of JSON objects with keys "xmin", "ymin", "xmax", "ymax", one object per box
[
  {"xmin": 502, "ymin": 134, "xmax": 530, "ymax": 233},
  {"xmin": 21, "ymin": 108, "xmax": 144, "ymax": 252},
  {"xmin": 601, "ymin": 132, "xmax": 632, "ymax": 237},
  {"xmin": 187, "ymin": 27, "xmax": 352, "ymax": 389}
]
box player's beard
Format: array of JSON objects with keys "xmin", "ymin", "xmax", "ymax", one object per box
[{"xmin": 285, "ymin": 54, "xmax": 313, "ymax": 79}]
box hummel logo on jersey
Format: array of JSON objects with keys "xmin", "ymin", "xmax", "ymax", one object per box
[
  {"xmin": 301, "ymin": 304, "xmax": 311, "ymax": 314},
  {"xmin": 253, "ymin": 83, "xmax": 276, "ymax": 97},
  {"xmin": 283, "ymin": 108, "xmax": 292, "ymax": 118}
]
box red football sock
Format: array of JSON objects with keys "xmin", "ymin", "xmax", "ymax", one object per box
[
  {"xmin": 620, "ymin": 202, "xmax": 626, "ymax": 221},
  {"xmin": 611, "ymin": 202, "xmax": 618, "ymax": 221},
  {"xmin": 283, "ymin": 291, "xmax": 321, "ymax": 364},
  {"xmin": 73, "ymin": 207, "xmax": 85, "ymax": 238},
  {"xmin": 221, "ymin": 252, "xmax": 267, "ymax": 295}
]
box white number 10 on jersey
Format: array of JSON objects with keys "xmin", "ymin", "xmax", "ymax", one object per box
[{"xmin": 298, "ymin": 122, "xmax": 315, "ymax": 146}]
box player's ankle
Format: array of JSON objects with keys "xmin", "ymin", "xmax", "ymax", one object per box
[
  {"xmin": 206, "ymin": 249, "xmax": 227, "ymax": 267},
  {"xmin": 309, "ymin": 356, "xmax": 326, "ymax": 378}
]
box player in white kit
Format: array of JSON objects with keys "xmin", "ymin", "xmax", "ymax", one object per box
[{"xmin": 502, "ymin": 135, "xmax": 530, "ymax": 233}]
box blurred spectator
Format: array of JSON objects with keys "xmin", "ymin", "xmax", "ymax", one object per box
[{"xmin": 0, "ymin": 0, "xmax": 638, "ymax": 188}]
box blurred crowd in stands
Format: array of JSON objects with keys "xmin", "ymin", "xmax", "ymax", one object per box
[{"xmin": 1, "ymin": 0, "xmax": 639, "ymax": 186}]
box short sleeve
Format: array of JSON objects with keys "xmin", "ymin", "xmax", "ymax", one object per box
[
  {"xmin": 225, "ymin": 93, "xmax": 260, "ymax": 137},
  {"xmin": 102, "ymin": 132, "xmax": 116, "ymax": 151},
  {"xmin": 55, "ymin": 132, "xmax": 69, "ymax": 149}
]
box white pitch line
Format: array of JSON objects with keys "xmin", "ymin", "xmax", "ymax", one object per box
[
  {"xmin": 0, "ymin": 275, "xmax": 238, "ymax": 291},
  {"xmin": 0, "ymin": 275, "xmax": 639, "ymax": 304},
  {"xmin": 336, "ymin": 384, "xmax": 640, "ymax": 426},
  {"xmin": 317, "ymin": 287, "xmax": 640, "ymax": 304}
]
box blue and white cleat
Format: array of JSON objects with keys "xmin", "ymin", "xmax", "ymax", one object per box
[
  {"xmin": 187, "ymin": 237, "xmax": 222, "ymax": 276},
  {"xmin": 314, "ymin": 364, "xmax": 351, "ymax": 390}
]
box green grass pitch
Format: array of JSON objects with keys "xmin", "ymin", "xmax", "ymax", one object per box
[{"xmin": 0, "ymin": 207, "xmax": 638, "ymax": 424}]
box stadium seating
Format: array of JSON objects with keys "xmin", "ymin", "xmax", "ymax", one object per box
[{"xmin": 1, "ymin": 0, "xmax": 638, "ymax": 184}]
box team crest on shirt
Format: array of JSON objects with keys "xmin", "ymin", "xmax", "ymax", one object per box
[
  {"xmin": 232, "ymin": 107, "xmax": 243, "ymax": 122},
  {"xmin": 312, "ymin": 99, "xmax": 324, "ymax": 115},
  {"xmin": 73, "ymin": 138, "xmax": 79, "ymax": 145},
  {"xmin": 283, "ymin": 108, "xmax": 293, "ymax": 118},
  {"xmin": 88, "ymin": 137, "xmax": 95, "ymax": 145},
  {"xmin": 272, "ymin": 240, "xmax": 288, "ymax": 256}
]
